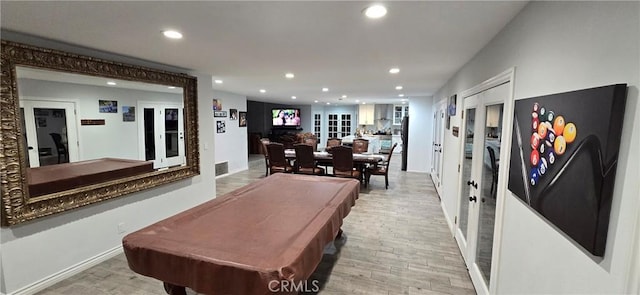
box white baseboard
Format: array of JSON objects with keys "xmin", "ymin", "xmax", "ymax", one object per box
[
  {"xmin": 11, "ymin": 245, "xmax": 123, "ymax": 295},
  {"xmin": 440, "ymin": 200, "xmax": 455, "ymax": 236}
]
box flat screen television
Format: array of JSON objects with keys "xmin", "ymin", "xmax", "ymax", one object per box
[{"xmin": 271, "ymin": 108, "xmax": 301, "ymax": 127}]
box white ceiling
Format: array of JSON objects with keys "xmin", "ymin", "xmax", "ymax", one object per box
[{"xmin": 1, "ymin": 1, "xmax": 527, "ymax": 105}]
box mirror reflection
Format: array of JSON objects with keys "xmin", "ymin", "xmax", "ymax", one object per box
[{"xmin": 17, "ymin": 66, "xmax": 186, "ymax": 197}]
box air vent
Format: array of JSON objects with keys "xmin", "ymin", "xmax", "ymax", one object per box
[{"xmin": 215, "ymin": 162, "xmax": 229, "ymax": 176}]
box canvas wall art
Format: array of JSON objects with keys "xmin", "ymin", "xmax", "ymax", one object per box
[
  {"xmin": 122, "ymin": 106, "xmax": 135, "ymax": 122},
  {"xmin": 99, "ymin": 100, "xmax": 118, "ymax": 113},
  {"xmin": 239, "ymin": 111, "xmax": 247, "ymax": 127},
  {"xmin": 507, "ymin": 84, "xmax": 627, "ymax": 256},
  {"xmin": 216, "ymin": 120, "xmax": 225, "ymax": 133}
]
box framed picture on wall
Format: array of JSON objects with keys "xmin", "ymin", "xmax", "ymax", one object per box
[
  {"xmin": 230, "ymin": 109, "xmax": 238, "ymax": 120},
  {"xmin": 239, "ymin": 111, "xmax": 247, "ymax": 127},
  {"xmin": 214, "ymin": 111, "xmax": 227, "ymax": 117},
  {"xmin": 99, "ymin": 100, "xmax": 118, "ymax": 113},
  {"xmin": 122, "ymin": 106, "xmax": 135, "ymax": 122},
  {"xmin": 446, "ymin": 94, "xmax": 456, "ymax": 130},
  {"xmin": 216, "ymin": 120, "xmax": 226, "ymax": 133},
  {"xmin": 213, "ymin": 99, "xmax": 222, "ymax": 111}
]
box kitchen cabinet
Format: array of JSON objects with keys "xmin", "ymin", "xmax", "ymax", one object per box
[
  {"xmin": 486, "ymin": 104, "xmax": 501, "ymax": 127},
  {"xmin": 393, "ymin": 104, "xmax": 409, "ymax": 125},
  {"xmin": 358, "ymin": 104, "xmax": 375, "ymax": 125}
]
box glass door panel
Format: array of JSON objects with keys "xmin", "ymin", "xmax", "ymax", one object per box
[
  {"xmin": 144, "ymin": 108, "xmax": 156, "ymax": 161},
  {"xmin": 458, "ymin": 107, "xmax": 476, "ymax": 243},
  {"xmin": 164, "ymin": 108, "xmax": 179, "ymax": 158}
]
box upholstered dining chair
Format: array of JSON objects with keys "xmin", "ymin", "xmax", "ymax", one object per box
[
  {"xmin": 325, "ymin": 138, "xmax": 342, "ymax": 152},
  {"xmin": 293, "ymin": 144, "xmax": 324, "ymax": 175},
  {"xmin": 266, "ymin": 143, "xmax": 293, "ymax": 175},
  {"xmin": 352, "ymin": 138, "xmax": 369, "ymax": 154},
  {"xmin": 365, "ymin": 143, "xmax": 398, "ymax": 189},
  {"xmin": 260, "ymin": 138, "xmax": 271, "ymax": 176},
  {"xmin": 331, "ymin": 146, "xmax": 361, "ymax": 183},
  {"xmin": 50, "ymin": 133, "xmax": 68, "ymax": 164},
  {"xmin": 302, "ymin": 137, "xmax": 318, "ymax": 152}
]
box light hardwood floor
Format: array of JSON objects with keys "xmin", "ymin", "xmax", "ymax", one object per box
[{"xmin": 37, "ymin": 154, "xmax": 475, "ymax": 295}]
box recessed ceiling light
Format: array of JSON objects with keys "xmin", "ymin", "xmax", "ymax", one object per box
[
  {"xmin": 401, "ymin": 98, "xmax": 407, "ymax": 102},
  {"xmin": 314, "ymin": 100, "xmax": 319, "ymax": 103},
  {"xmin": 162, "ymin": 30, "xmax": 183, "ymax": 39},
  {"xmin": 395, "ymin": 85, "xmax": 403, "ymax": 90},
  {"xmin": 214, "ymin": 80, "xmax": 223, "ymax": 84},
  {"xmin": 355, "ymin": 99, "xmax": 360, "ymax": 103},
  {"xmin": 107, "ymin": 81, "xmax": 116, "ymax": 85},
  {"xmin": 342, "ymin": 95, "xmax": 347, "ymax": 98},
  {"xmin": 259, "ymin": 89, "xmax": 266, "ymax": 93},
  {"xmin": 326, "ymin": 102, "xmax": 330, "ymax": 105},
  {"xmin": 364, "ymin": 4, "xmax": 387, "ymax": 19},
  {"xmin": 322, "ymin": 87, "xmax": 329, "ymax": 92},
  {"xmin": 389, "ymin": 68, "xmax": 400, "ymax": 74},
  {"xmin": 285, "ymin": 73, "xmax": 295, "ymax": 79},
  {"xmin": 291, "ymin": 96, "xmax": 297, "ymax": 99},
  {"xmin": 398, "ymin": 94, "xmax": 405, "ymax": 97},
  {"xmin": 168, "ymin": 86, "xmax": 176, "ymax": 89},
  {"xmin": 362, "ymin": 102, "xmax": 366, "ymax": 104},
  {"xmin": 402, "ymin": 101, "xmax": 406, "ymax": 104}
]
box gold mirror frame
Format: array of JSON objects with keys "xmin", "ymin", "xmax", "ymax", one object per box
[{"xmin": 0, "ymin": 40, "xmax": 200, "ymax": 226}]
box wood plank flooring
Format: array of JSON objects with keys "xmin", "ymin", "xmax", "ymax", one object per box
[{"xmin": 37, "ymin": 154, "xmax": 475, "ymax": 295}]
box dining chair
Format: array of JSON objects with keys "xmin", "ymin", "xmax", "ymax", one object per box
[
  {"xmin": 352, "ymin": 138, "xmax": 369, "ymax": 154},
  {"xmin": 266, "ymin": 143, "xmax": 293, "ymax": 174},
  {"xmin": 331, "ymin": 146, "xmax": 361, "ymax": 183},
  {"xmin": 260, "ymin": 138, "xmax": 271, "ymax": 176},
  {"xmin": 293, "ymin": 144, "xmax": 325, "ymax": 175},
  {"xmin": 325, "ymin": 138, "xmax": 342, "ymax": 152},
  {"xmin": 487, "ymin": 146, "xmax": 499, "ymax": 198},
  {"xmin": 49, "ymin": 133, "xmax": 68, "ymax": 164},
  {"xmin": 365, "ymin": 143, "xmax": 398, "ymax": 189},
  {"xmin": 302, "ymin": 137, "xmax": 318, "ymax": 152}
]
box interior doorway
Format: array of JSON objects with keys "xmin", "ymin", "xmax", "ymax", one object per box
[{"xmin": 138, "ymin": 102, "xmax": 185, "ymax": 169}]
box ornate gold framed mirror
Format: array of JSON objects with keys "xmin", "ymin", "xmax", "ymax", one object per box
[{"xmin": 1, "ymin": 40, "xmax": 200, "ymax": 226}]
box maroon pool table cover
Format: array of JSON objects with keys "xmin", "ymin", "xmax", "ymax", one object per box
[{"xmin": 122, "ymin": 173, "xmax": 360, "ymax": 294}]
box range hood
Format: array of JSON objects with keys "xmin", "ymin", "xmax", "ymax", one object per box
[{"xmin": 375, "ymin": 104, "xmax": 392, "ymax": 120}]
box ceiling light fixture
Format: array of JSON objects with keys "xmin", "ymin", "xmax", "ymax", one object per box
[
  {"xmin": 401, "ymin": 98, "xmax": 407, "ymax": 102},
  {"xmin": 389, "ymin": 68, "xmax": 400, "ymax": 74},
  {"xmin": 399, "ymin": 94, "xmax": 405, "ymax": 97},
  {"xmin": 355, "ymin": 99, "xmax": 360, "ymax": 103},
  {"xmin": 107, "ymin": 81, "xmax": 116, "ymax": 86},
  {"xmin": 362, "ymin": 102, "xmax": 366, "ymax": 104},
  {"xmin": 162, "ymin": 30, "xmax": 183, "ymax": 39},
  {"xmin": 314, "ymin": 100, "xmax": 319, "ymax": 103},
  {"xmin": 326, "ymin": 102, "xmax": 330, "ymax": 105},
  {"xmin": 259, "ymin": 89, "xmax": 266, "ymax": 93},
  {"xmin": 395, "ymin": 85, "xmax": 403, "ymax": 90},
  {"xmin": 285, "ymin": 73, "xmax": 295, "ymax": 79},
  {"xmin": 342, "ymin": 95, "xmax": 347, "ymax": 98},
  {"xmin": 214, "ymin": 80, "xmax": 223, "ymax": 84},
  {"xmin": 291, "ymin": 96, "xmax": 297, "ymax": 99},
  {"xmin": 322, "ymin": 87, "xmax": 329, "ymax": 92},
  {"xmin": 402, "ymin": 101, "xmax": 406, "ymax": 104},
  {"xmin": 364, "ymin": 4, "xmax": 387, "ymax": 19},
  {"xmin": 168, "ymin": 86, "xmax": 176, "ymax": 89}
]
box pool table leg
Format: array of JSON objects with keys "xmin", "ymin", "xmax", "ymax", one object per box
[
  {"xmin": 163, "ymin": 282, "xmax": 186, "ymax": 295},
  {"xmin": 335, "ymin": 228, "xmax": 343, "ymax": 240}
]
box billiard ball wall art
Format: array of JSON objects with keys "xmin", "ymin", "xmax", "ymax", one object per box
[{"xmin": 507, "ymin": 84, "xmax": 627, "ymax": 257}]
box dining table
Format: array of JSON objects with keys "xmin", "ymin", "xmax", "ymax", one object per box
[{"xmin": 284, "ymin": 149, "xmax": 385, "ymax": 183}]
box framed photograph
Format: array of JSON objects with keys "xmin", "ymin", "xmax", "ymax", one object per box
[
  {"xmin": 122, "ymin": 106, "xmax": 135, "ymax": 122},
  {"xmin": 213, "ymin": 98, "xmax": 222, "ymax": 111},
  {"xmin": 507, "ymin": 84, "xmax": 627, "ymax": 256},
  {"xmin": 214, "ymin": 111, "xmax": 227, "ymax": 117},
  {"xmin": 99, "ymin": 100, "xmax": 118, "ymax": 113},
  {"xmin": 216, "ymin": 120, "xmax": 226, "ymax": 133},
  {"xmin": 446, "ymin": 94, "xmax": 456, "ymax": 130},
  {"xmin": 239, "ymin": 111, "xmax": 247, "ymax": 127},
  {"xmin": 229, "ymin": 109, "xmax": 238, "ymax": 120}
]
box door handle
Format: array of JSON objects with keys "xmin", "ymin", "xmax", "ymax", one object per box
[
  {"xmin": 28, "ymin": 146, "xmax": 34, "ymax": 150},
  {"xmin": 466, "ymin": 180, "xmax": 478, "ymax": 189},
  {"xmin": 469, "ymin": 196, "xmax": 477, "ymax": 202}
]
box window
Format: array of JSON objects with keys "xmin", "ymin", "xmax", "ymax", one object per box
[
  {"xmin": 393, "ymin": 105, "xmax": 409, "ymax": 125},
  {"xmin": 314, "ymin": 113, "xmax": 321, "ymax": 142},
  {"xmin": 328, "ymin": 114, "xmax": 338, "ymax": 138},
  {"xmin": 340, "ymin": 114, "xmax": 352, "ymax": 137},
  {"xmin": 328, "ymin": 113, "xmax": 352, "ymax": 138}
]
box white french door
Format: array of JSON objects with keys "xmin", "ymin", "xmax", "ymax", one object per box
[
  {"xmin": 20, "ymin": 99, "xmax": 79, "ymax": 167},
  {"xmin": 455, "ymin": 79, "xmax": 511, "ymax": 295},
  {"xmin": 431, "ymin": 100, "xmax": 446, "ymax": 195},
  {"xmin": 138, "ymin": 102, "xmax": 185, "ymax": 169}
]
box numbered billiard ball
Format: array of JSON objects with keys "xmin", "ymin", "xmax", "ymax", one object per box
[
  {"xmin": 531, "ymin": 150, "xmax": 540, "ymax": 166},
  {"xmin": 546, "ymin": 111, "xmax": 555, "ymax": 122},
  {"xmin": 532, "ymin": 111, "xmax": 539, "ymax": 119},
  {"xmin": 546, "ymin": 129, "xmax": 556, "ymax": 143},
  {"xmin": 539, "ymin": 141, "xmax": 545, "ymax": 154},
  {"xmin": 538, "ymin": 158, "xmax": 548, "ymax": 176},
  {"xmin": 530, "ymin": 168, "xmax": 540, "ymax": 186},
  {"xmin": 537, "ymin": 121, "xmax": 549, "ymax": 138},
  {"xmin": 564, "ymin": 122, "xmax": 577, "ymax": 143},
  {"xmin": 531, "ymin": 133, "xmax": 541, "ymax": 149},
  {"xmin": 553, "ymin": 116, "xmax": 565, "ymax": 135},
  {"xmin": 532, "ymin": 117, "xmax": 540, "ymax": 131},
  {"xmin": 533, "ymin": 102, "xmax": 540, "ymax": 113},
  {"xmin": 540, "ymin": 107, "xmax": 546, "ymax": 117},
  {"xmin": 547, "ymin": 151, "xmax": 556, "ymax": 165},
  {"xmin": 554, "ymin": 135, "xmax": 567, "ymax": 155}
]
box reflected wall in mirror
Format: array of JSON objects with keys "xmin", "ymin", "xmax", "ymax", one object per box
[{"xmin": 1, "ymin": 40, "xmax": 200, "ymax": 226}]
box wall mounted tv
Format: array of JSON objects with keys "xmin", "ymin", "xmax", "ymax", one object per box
[{"xmin": 271, "ymin": 108, "xmax": 301, "ymax": 127}]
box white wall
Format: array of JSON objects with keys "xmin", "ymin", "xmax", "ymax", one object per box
[
  {"xmin": 212, "ymin": 90, "xmax": 248, "ymax": 175},
  {"xmin": 0, "ymin": 35, "xmax": 218, "ymax": 294},
  {"xmin": 18, "ymin": 78, "xmax": 182, "ymax": 162},
  {"xmin": 432, "ymin": 2, "xmax": 639, "ymax": 293},
  {"xmin": 407, "ymin": 96, "xmax": 434, "ymax": 173}
]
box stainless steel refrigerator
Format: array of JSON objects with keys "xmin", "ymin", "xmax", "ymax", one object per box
[{"xmin": 401, "ymin": 116, "xmax": 408, "ymax": 171}]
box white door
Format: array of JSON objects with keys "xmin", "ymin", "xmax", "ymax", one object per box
[
  {"xmin": 20, "ymin": 100, "xmax": 79, "ymax": 167},
  {"xmin": 431, "ymin": 100, "xmax": 446, "ymax": 195},
  {"xmin": 138, "ymin": 102, "xmax": 185, "ymax": 169},
  {"xmin": 455, "ymin": 82, "xmax": 510, "ymax": 294}
]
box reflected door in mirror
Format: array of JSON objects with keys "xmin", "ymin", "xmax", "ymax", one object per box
[{"xmin": 140, "ymin": 103, "xmax": 185, "ymax": 169}]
